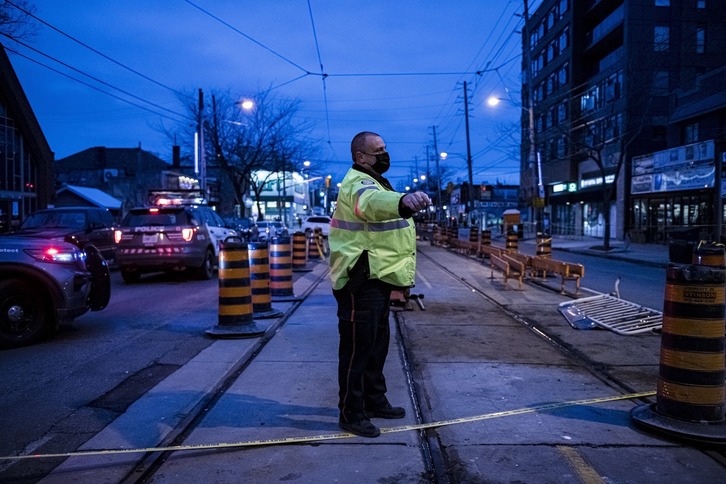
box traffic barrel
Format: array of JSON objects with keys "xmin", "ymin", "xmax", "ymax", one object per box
[
  {"xmin": 631, "ymin": 247, "xmax": 726, "ymax": 445},
  {"xmin": 481, "ymin": 229, "xmax": 491, "ymax": 246},
  {"xmin": 314, "ymin": 227, "xmax": 327, "ymax": 257},
  {"xmin": 307, "ymin": 231, "xmax": 321, "ymax": 260},
  {"xmin": 692, "ymin": 241, "xmax": 725, "ymax": 268},
  {"xmin": 248, "ymin": 241, "xmax": 283, "ymax": 319},
  {"xmin": 505, "ymin": 230, "xmax": 518, "ymax": 252},
  {"xmin": 205, "ymin": 237, "xmax": 265, "ymax": 338},
  {"xmin": 270, "ymin": 236, "xmax": 301, "ymax": 302},
  {"xmin": 469, "ymin": 226, "xmax": 479, "ymax": 249},
  {"xmin": 536, "ymin": 232, "xmax": 552, "ymax": 258},
  {"xmin": 447, "ymin": 226, "xmax": 457, "ymax": 247},
  {"xmin": 292, "ymin": 231, "xmax": 311, "ymax": 272}
]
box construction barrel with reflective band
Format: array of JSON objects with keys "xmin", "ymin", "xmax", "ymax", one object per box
[
  {"xmin": 307, "ymin": 231, "xmax": 321, "ymax": 260},
  {"xmin": 329, "ymin": 168, "xmax": 416, "ymax": 291},
  {"xmin": 269, "ymin": 236, "xmax": 294, "ymax": 298},
  {"xmin": 658, "ymin": 257, "xmax": 725, "ymax": 422},
  {"xmin": 205, "ymin": 238, "xmax": 265, "ymax": 338},
  {"xmin": 536, "ymin": 232, "xmax": 552, "ymax": 258},
  {"xmin": 506, "ymin": 229, "xmax": 518, "ymax": 252},
  {"xmin": 291, "ymin": 231, "xmax": 310, "ymax": 272},
  {"xmin": 469, "ymin": 226, "xmax": 479, "ymax": 248},
  {"xmin": 248, "ymin": 241, "xmax": 283, "ymax": 319}
]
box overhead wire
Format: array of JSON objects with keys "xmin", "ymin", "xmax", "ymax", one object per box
[
  {"xmin": 5, "ymin": 0, "xmax": 191, "ymax": 101},
  {"xmin": 305, "ymin": 0, "xmax": 333, "ymax": 155},
  {"xmin": 3, "ymin": 46, "xmax": 189, "ymax": 123},
  {"xmin": 3, "ymin": 34, "xmax": 190, "ymax": 122}
]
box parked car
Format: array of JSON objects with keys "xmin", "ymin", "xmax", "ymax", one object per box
[
  {"xmin": 0, "ymin": 235, "xmax": 111, "ymax": 348},
  {"xmin": 253, "ymin": 221, "xmax": 288, "ymax": 241},
  {"xmin": 301, "ymin": 215, "xmax": 331, "ymax": 237},
  {"xmin": 11, "ymin": 207, "xmax": 118, "ymax": 264},
  {"xmin": 223, "ymin": 216, "xmax": 257, "ymax": 241},
  {"xmin": 114, "ymin": 203, "xmax": 236, "ymax": 283}
]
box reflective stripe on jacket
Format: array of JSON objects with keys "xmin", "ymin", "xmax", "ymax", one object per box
[{"xmin": 329, "ymin": 167, "xmax": 416, "ymax": 291}]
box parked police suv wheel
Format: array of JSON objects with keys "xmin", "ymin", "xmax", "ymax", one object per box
[{"xmin": 0, "ymin": 279, "xmax": 52, "ymax": 349}]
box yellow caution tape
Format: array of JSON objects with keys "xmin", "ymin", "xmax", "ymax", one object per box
[{"xmin": 0, "ymin": 390, "xmax": 655, "ymax": 461}]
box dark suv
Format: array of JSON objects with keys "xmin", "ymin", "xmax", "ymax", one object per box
[
  {"xmin": 115, "ymin": 204, "xmax": 235, "ymax": 283},
  {"xmin": 0, "ymin": 235, "xmax": 111, "ymax": 348},
  {"xmin": 12, "ymin": 207, "xmax": 117, "ymax": 264}
]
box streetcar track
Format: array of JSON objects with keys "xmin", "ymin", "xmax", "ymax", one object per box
[
  {"xmin": 416, "ymin": 246, "xmax": 649, "ymax": 399},
  {"xmin": 415, "ymin": 245, "xmax": 726, "ymax": 468}
]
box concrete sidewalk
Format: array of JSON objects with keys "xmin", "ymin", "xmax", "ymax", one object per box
[{"xmin": 41, "ymin": 240, "xmax": 723, "ymax": 483}]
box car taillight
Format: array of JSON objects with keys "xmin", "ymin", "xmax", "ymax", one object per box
[
  {"xmin": 114, "ymin": 230, "xmax": 123, "ymax": 244},
  {"xmin": 25, "ymin": 246, "xmax": 83, "ymax": 264},
  {"xmin": 181, "ymin": 228, "xmax": 195, "ymax": 241}
]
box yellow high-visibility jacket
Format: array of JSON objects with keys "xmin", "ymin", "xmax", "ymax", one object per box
[{"xmin": 329, "ymin": 166, "xmax": 416, "ymax": 291}]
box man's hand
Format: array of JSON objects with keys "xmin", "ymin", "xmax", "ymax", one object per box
[{"xmin": 401, "ymin": 191, "xmax": 432, "ymax": 212}]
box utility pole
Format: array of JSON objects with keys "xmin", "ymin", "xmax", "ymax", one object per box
[
  {"xmin": 463, "ymin": 81, "xmax": 474, "ymax": 226},
  {"xmin": 522, "ymin": 0, "xmax": 543, "ymax": 236},
  {"xmin": 197, "ymin": 89, "xmax": 206, "ymax": 196},
  {"xmin": 432, "ymin": 126, "xmax": 443, "ymax": 224}
]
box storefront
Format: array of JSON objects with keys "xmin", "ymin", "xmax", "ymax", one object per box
[
  {"xmin": 547, "ymin": 172, "xmax": 616, "ymax": 239},
  {"xmin": 630, "ymin": 140, "xmax": 722, "ymax": 244}
]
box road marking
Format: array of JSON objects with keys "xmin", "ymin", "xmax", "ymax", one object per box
[
  {"xmin": 558, "ymin": 445, "xmax": 604, "ymax": 484},
  {"xmin": 0, "ymin": 391, "xmax": 655, "ymax": 461}
]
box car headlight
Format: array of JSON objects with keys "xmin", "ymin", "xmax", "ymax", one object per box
[{"xmin": 25, "ymin": 246, "xmax": 85, "ymax": 264}]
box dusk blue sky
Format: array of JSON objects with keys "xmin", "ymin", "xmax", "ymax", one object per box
[{"xmin": 5, "ymin": 1, "xmax": 540, "ymax": 187}]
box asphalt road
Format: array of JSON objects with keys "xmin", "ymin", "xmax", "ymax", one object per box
[{"xmin": 0, "ymin": 271, "xmax": 220, "ymax": 482}]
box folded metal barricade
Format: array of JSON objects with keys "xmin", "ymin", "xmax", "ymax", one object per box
[{"xmin": 558, "ymin": 294, "xmax": 662, "ymax": 334}]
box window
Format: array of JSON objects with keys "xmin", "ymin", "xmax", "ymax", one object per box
[
  {"xmin": 654, "ymin": 26, "xmax": 670, "ymax": 51},
  {"xmin": 684, "ymin": 123, "xmax": 699, "ymax": 143},
  {"xmin": 655, "ymin": 0, "xmax": 670, "ymax": 6},
  {"xmin": 697, "ymin": 0, "xmax": 705, "ymax": 7},
  {"xmin": 558, "ymin": 101, "xmax": 567, "ymax": 122},
  {"xmin": 558, "ymin": 63, "xmax": 568, "ymax": 85},
  {"xmin": 559, "ymin": 27, "xmax": 569, "ymax": 50},
  {"xmin": 559, "ymin": 0, "xmax": 568, "ymax": 14},
  {"xmin": 696, "ymin": 27, "xmax": 705, "ymax": 54},
  {"xmin": 652, "ymin": 70, "xmax": 669, "ymax": 94}
]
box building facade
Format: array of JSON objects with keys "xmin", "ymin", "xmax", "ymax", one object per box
[
  {"xmin": 524, "ymin": 0, "xmax": 726, "ymax": 243},
  {"xmin": 0, "ymin": 45, "xmax": 54, "ymax": 232}
]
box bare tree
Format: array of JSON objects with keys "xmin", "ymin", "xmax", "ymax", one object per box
[
  {"xmin": 0, "ymin": 1, "xmax": 39, "ymax": 41},
  {"xmin": 172, "ymin": 88, "xmax": 318, "ymax": 219},
  {"xmin": 566, "ymin": 60, "xmax": 657, "ymax": 250}
]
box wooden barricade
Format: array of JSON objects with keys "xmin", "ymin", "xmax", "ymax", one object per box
[
  {"xmin": 530, "ymin": 257, "xmax": 584, "ymax": 294},
  {"xmin": 479, "ymin": 244, "xmax": 505, "ymax": 259},
  {"xmin": 505, "ymin": 251, "xmax": 532, "ymax": 276},
  {"xmin": 489, "ymin": 254, "xmax": 525, "ymax": 290}
]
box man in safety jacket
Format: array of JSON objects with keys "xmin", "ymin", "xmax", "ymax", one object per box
[{"xmin": 329, "ymin": 131, "xmax": 431, "ymax": 438}]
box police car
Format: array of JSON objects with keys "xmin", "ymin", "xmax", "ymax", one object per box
[
  {"xmin": 0, "ymin": 235, "xmax": 110, "ymax": 348},
  {"xmin": 114, "ymin": 192, "xmax": 236, "ymax": 283}
]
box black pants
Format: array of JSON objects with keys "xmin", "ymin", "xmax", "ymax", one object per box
[{"xmin": 333, "ymin": 279, "xmax": 392, "ymax": 423}]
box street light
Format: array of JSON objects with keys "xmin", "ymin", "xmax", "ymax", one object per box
[{"xmin": 487, "ymin": 95, "xmax": 543, "ymax": 235}]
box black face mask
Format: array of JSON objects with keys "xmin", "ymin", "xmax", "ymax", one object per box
[{"xmin": 366, "ymin": 152, "xmax": 390, "ymax": 175}]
